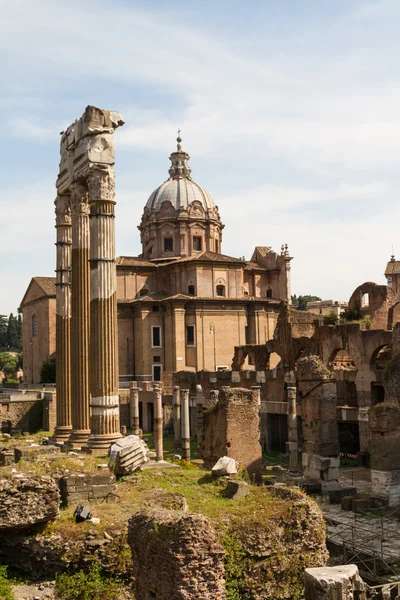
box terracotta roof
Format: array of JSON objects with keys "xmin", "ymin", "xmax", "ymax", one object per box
[
  {"xmin": 385, "ymin": 260, "xmax": 400, "ymax": 276},
  {"xmin": 116, "ymin": 256, "xmax": 156, "ymax": 268},
  {"xmin": 243, "ymin": 261, "xmax": 271, "ymax": 271},
  {"xmin": 33, "ymin": 277, "xmax": 56, "ymax": 296},
  {"xmin": 253, "ymin": 246, "xmax": 273, "ymax": 257},
  {"xmin": 164, "ymin": 251, "xmax": 245, "ymax": 266}
]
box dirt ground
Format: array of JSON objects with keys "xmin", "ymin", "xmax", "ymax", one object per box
[{"xmin": 12, "ymin": 579, "xmax": 55, "ymax": 600}]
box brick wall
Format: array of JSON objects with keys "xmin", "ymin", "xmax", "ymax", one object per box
[{"xmin": 128, "ymin": 508, "xmax": 226, "ymax": 600}]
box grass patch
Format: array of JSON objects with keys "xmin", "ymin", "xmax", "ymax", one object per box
[
  {"xmin": 0, "ymin": 565, "xmax": 14, "ymax": 600},
  {"xmin": 55, "ymin": 563, "xmax": 122, "ymax": 600}
]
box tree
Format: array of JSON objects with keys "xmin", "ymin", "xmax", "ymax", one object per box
[
  {"xmin": 0, "ymin": 316, "xmax": 7, "ymax": 348},
  {"xmin": 291, "ymin": 295, "xmax": 322, "ymax": 311},
  {"xmin": 7, "ymin": 313, "xmax": 19, "ymax": 350},
  {"xmin": 40, "ymin": 358, "xmax": 56, "ymax": 384},
  {"xmin": 0, "ymin": 353, "xmax": 18, "ymax": 377}
]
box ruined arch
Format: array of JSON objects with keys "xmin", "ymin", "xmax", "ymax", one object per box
[
  {"xmin": 329, "ymin": 348, "xmax": 355, "ymax": 369},
  {"xmin": 370, "ymin": 344, "xmax": 391, "ymax": 371}
]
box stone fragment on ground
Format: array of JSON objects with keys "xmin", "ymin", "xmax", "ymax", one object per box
[
  {"xmin": 304, "ymin": 565, "xmax": 367, "ymax": 600},
  {"xmin": 225, "ymin": 478, "xmax": 250, "ymax": 500},
  {"xmin": 109, "ymin": 434, "xmax": 149, "ymax": 475},
  {"xmin": 211, "ymin": 456, "xmax": 238, "ymax": 477},
  {"xmin": 14, "ymin": 445, "xmax": 61, "ymax": 463}
]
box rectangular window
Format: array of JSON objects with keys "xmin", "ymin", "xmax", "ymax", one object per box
[
  {"xmin": 193, "ymin": 236, "xmax": 202, "ymax": 251},
  {"xmin": 32, "ymin": 315, "xmax": 37, "ymax": 337},
  {"xmin": 164, "ymin": 237, "xmax": 173, "ymax": 252},
  {"xmin": 152, "ymin": 326, "xmax": 161, "ymax": 348},
  {"xmin": 152, "ymin": 364, "xmax": 162, "ymax": 381},
  {"xmin": 188, "ymin": 285, "xmax": 195, "ymax": 295},
  {"xmin": 186, "ymin": 325, "xmax": 195, "ymax": 346},
  {"xmin": 152, "ymin": 305, "xmax": 159, "ymax": 312}
]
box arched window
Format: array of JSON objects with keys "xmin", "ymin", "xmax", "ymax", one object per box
[
  {"xmin": 216, "ymin": 285, "xmax": 226, "ymax": 297},
  {"xmin": 32, "ymin": 314, "xmax": 37, "ymax": 337}
]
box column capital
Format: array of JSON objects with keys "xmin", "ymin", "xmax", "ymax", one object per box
[
  {"xmin": 55, "ymin": 195, "xmax": 71, "ymax": 226},
  {"xmin": 87, "ymin": 166, "xmax": 115, "ymax": 204},
  {"xmin": 70, "ymin": 184, "xmax": 90, "ymax": 215}
]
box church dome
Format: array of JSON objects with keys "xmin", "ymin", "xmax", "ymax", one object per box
[
  {"xmin": 145, "ymin": 134, "xmax": 216, "ymax": 213},
  {"xmin": 146, "ymin": 178, "xmax": 215, "ymax": 212}
]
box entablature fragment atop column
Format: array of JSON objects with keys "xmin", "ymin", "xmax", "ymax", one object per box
[{"xmin": 56, "ymin": 106, "xmax": 124, "ymax": 195}]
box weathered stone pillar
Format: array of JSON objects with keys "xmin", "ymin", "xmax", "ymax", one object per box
[
  {"xmin": 153, "ymin": 384, "xmax": 163, "ymax": 461},
  {"xmin": 86, "ymin": 167, "xmax": 121, "ymax": 452},
  {"xmin": 251, "ymin": 385, "xmax": 261, "ymax": 407},
  {"xmin": 173, "ymin": 386, "xmax": 181, "ymax": 447},
  {"xmin": 181, "ymin": 389, "xmax": 190, "ymax": 461},
  {"xmin": 52, "ymin": 195, "xmax": 72, "ymax": 442},
  {"xmin": 287, "ymin": 385, "xmax": 298, "ymax": 470},
  {"xmin": 130, "ymin": 383, "xmax": 141, "ymax": 436},
  {"xmin": 196, "ymin": 384, "xmax": 204, "ymax": 446},
  {"xmin": 190, "ymin": 395, "xmax": 197, "ymax": 439},
  {"xmin": 209, "ymin": 389, "xmax": 219, "ymax": 407},
  {"xmin": 67, "ymin": 184, "xmax": 91, "ymax": 447}
]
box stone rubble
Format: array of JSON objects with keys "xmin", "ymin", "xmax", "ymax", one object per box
[{"xmin": 0, "ymin": 475, "xmax": 59, "ymax": 530}]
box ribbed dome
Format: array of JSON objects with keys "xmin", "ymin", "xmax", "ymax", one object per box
[
  {"xmin": 145, "ymin": 134, "xmax": 216, "ymax": 213},
  {"xmin": 146, "ymin": 178, "xmax": 215, "ymax": 212}
]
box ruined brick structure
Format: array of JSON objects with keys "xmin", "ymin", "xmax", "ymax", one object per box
[
  {"xmin": 128, "ymin": 508, "xmax": 226, "ymax": 600},
  {"xmin": 200, "ymin": 386, "xmax": 262, "ymax": 480}
]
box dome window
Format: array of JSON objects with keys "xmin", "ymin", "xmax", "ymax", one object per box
[
  {"xmin": 193, "ymin": 236, "xmax": 202, "ymax": 251},
  {"xmin": 164, "ymin": 237, "xmax": 173, "ymax": 252}
]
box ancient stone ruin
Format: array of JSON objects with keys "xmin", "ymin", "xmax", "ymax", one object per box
[
  {"xmin": 128, "ymin": 509, "xmax": 226, "ymax": 600},
  {"xmin": 53, "ymin": 105, "xmax": 124, "ymax": 452},
  {"xmin": 200, "ymin": 386, "xmax": 262, "ymax": 481}
]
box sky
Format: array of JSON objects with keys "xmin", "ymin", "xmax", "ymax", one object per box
[{"xmin": 1, "ymin": 0, "xmax": 400, "ymax": 314}]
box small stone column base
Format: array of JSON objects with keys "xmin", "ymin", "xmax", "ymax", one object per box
[
  {"xmin": 371, "ymin": 469, "xmax": 400, "ymax": 506},
  {"xmin": 302, "ymin": 453, "xmax": 339, "ymax": 481},
  {"xmin": 305, "ymin": 565, "xmax": 367, "ymax": 600}
]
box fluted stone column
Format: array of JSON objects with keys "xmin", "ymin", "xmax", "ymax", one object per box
[
  {"xmin": 287, "ymin": 385, "xmax": 298, "ymax": 470},
  {"xmin": 86, "ymin": 167, "xmax": 121, "ymax": 452},
  {"xmin": 52, "ymin": 195, "xmax": 72, "ymax": 442},
  {"xmin": 153, "ymin": 384, "xmax": 163, "ymax": 461},
  {"xmin": 181, "ymin": 389, "xmax": 190, "ymax": 461},
  {"xmin": 68, "ymin": 184, "xmax": 91, "ymax": 447},
  {"xmin": 173, "ymin": 386, "xmax": 181, "ymax": 447},
  {"xmin": 130, "ymin": 383, "xmax": 141, "ymax": 436}
]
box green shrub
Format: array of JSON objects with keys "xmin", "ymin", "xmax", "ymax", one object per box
[
  {"xmin": 40, "ymin": 357, "xmax": 56, "ymax": 384},
  {"xmin": 0, "ymin": 565, "xmax": 14, "ymax": 600},
  {"xmin": 323, "ymin": 310, "xmax": 338, "ymax": 325},
  {"xmin": 55, "ymin": 563, "xmax": 120, "ymax": 600}
]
